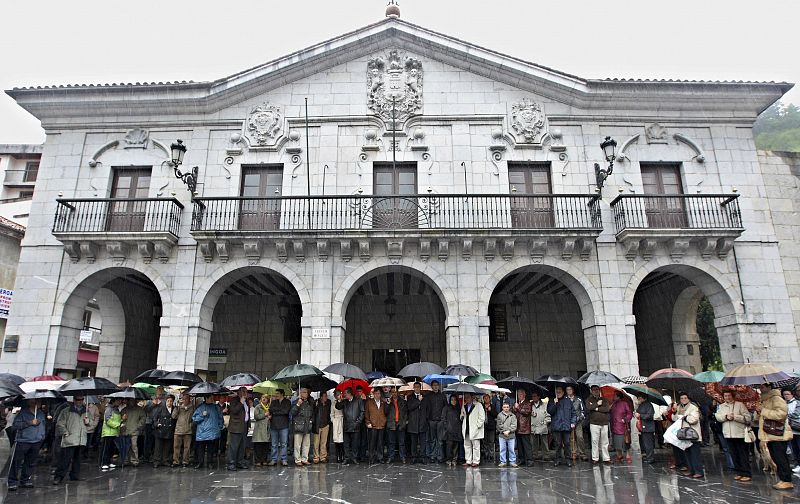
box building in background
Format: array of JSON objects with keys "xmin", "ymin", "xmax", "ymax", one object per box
[
  {"xmin": 0, "ymin": 10, "xmax": 797, "ymax": 381},
  {"xmin": 0, "ymin": 144, "xmax": 41, "ymax": 227}
]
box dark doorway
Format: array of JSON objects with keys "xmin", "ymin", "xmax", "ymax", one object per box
[
  {"xmin": 641, "ymin": 163, "xmax": 687, "ymax": 228},
  {"xmin": 372, "ymin": 349, "xmax": 421, "ymax": 377},
  {"xmin": 370, "ymin": 162, "xmax": 418, "ymax": 229}
]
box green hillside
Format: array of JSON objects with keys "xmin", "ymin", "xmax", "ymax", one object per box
[{"xmin": 754, "ymin": 101, "xmax": 800, "ymax": 152}]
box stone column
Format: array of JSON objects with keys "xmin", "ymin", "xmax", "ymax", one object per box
[{"xmin": 95, "ymin": 288, "xmax": 125, "ymax": 381}]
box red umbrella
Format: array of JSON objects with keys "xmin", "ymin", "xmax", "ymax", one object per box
[
  {"xmin": 704, "ymin": 382, "xmax": 760, "ymax": 412},
  {"xmin": 335, "ymin": 379, "xmax": 371, "ymax": 395},
  {"xmin": 31, "ymin": 375, "xmax": 64, "ymax": 382}
]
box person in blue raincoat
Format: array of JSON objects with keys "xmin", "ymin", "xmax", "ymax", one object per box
[
  {"xmin": 547, "ymin": 386, "xmax": 577, "ymax": 467},
  {"xmin": 192, "ymin": 396, "xmax": 224, "ymax": 469}
]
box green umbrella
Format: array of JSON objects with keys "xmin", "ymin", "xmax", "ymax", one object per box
[
  {"xmin": 271, "ymin": 363, "xmax": 323, "ymax": 383},
  {"xmin": 465, "ymin": 373, "xmax": 496, "ymax": 384},
  {"xmin": 693, "ymin": 370, "xmax": 724, "ymax": 383},
  {"xmin": 252, "ymin": 380, "xmax": 291, "ymax": 395},
  {"xmin": 622, "ymin": 384, "xmax": 668, "ymax": 406},
  {"xmin": 132, "ymin": 382, "xmax": 158, "ymax": 395}
]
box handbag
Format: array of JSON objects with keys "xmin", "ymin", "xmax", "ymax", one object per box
[
  {"xmin": 763, "ymin": 418, "xmax": 785, "ymax": 437},
  {"xmin": 676, "ymin": 427, "xmax": 699, "ymax": 441},
  {"xmin": 636, "ymin": 418, "xmax": 643, "ymax": 433},
  {"xmin": 623, "ymin": 429, "xmax": 631, "ymax": 445},
  {"xmin": 743, "ymin": 425, "xmax": 756, "ymax": 443}
]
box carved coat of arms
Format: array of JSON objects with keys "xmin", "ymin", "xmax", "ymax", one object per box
[
  {"xmin": 645, "ymin": 123, "xmax": 668, "ymax": 144},
  {"xmin": 511, "ymin": 98, "xmax": 546, "ymax": 143},
  {"xmin": 367, "ymin": 50, "xmax": 423, "ymax": 124},
  {"xmin": 245, "ymin": 102, "xmax": 282, "ymax": 146}
]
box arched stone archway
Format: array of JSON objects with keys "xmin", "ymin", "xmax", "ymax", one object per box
[
  {"xmin": 56, "ymin": 267, "xmax": 164, "ymax": 381},
  {"xmin": 339, "ymin": 265, "xmax": 450, "ymax": 376},
  {"xmin": 626, "ymin": 260, "xmax": 739, "ymax": 373}
]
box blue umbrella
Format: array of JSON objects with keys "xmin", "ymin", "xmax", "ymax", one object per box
[
  {"xmin": 422, "ymin": 374, "xmax": 458, "ymax": 386},
  {"xmin": 366, "ymin": 371, "xmax": 386, "ymax": 381}
]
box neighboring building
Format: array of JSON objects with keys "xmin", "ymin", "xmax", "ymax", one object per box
[
  {"xmin": 0, "ymin": 144, "xmax": 41, "ymax": 227},
  {"xmin": 1, "ymin": 11, "xmax": 798, "ymax": 382},
  {"xmin": 0, "ymin": 216, "xmax": 24, "ymax": 348}
]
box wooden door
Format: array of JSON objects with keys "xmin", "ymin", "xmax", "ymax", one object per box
[
  {"xmin": 371, "ymin": 163, "xmax": 418, "ymax": 228},
  {"xmin": 508, "ymin": 163, "xmax": 553, "ymax": 228},
  {"xmin": 239, "ymin": 165, "xmax": 283, "ymax": 230},
  {"xmin": 108, "ymin": 168, "xmax": 150, "ymax": 232},
  {"xmin": 641, "ymin": 164, "xmax": 686, "ymax": 228}
]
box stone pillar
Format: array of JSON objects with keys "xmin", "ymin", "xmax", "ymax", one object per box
[{"xmin": 95, "ymin": 288, "xmax": 125, "ymax": 381}]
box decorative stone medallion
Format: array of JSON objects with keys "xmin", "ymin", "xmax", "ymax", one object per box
[
  {"xmin": 645, "ymin": 123, "xmax": 668, "ymax": 144},
  {"xmin": 123, "ymin": 128, "xmax": 149, "ymax": 148},
  {"xmin": 245, "ymin": 102, "xmax": 283, "ymax": 146},
  {"xmin": 367, "ymin": 50, "xmax": 423, "ymax": 124},
  {"xmin": 511, "ymin": 98, "xmax": 546, "ymax": 143}
]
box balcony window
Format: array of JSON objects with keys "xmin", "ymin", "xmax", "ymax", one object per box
[{"xmin": 23, "ymin": 161, "xmax": 38, "ymax": 182}]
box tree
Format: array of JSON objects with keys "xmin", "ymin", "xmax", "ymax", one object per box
[
  {"xmin": 696, "ymin": 297, "xmax": 723, "ymax": 371},
  {"xmin": 754, "ymin": 101, "xmax": 800, "ymax": 152}
]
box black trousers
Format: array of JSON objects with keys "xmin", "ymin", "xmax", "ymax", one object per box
[
  {"xmin": 254, "ymin": 442, "xmax": 270, "ymax": 464},
  {"xmin": 517, "ymin": 433, "xmax": 533, "ymax": 464},
  {"xmin": 446, "ymin": 440, "xmax": 460, "ymax": 463},
  {"xmin": 55, "ymin": 445, "xmax": 81, "ymax": 480},
  {"xmin": 368, "ymin": 428, "xmax": 385, "ymax": 462},
  {"xmin": 152, "ymin": 437, "xmax": 171, "ymax": 465},
  {"xmin": 552, "ymin": 431, "xmax": 571, "ymax": 463},
  {"xmin": 343, "ymin": 431, "xmax": 360, "ymax": 463},
  {"xmin": 195, "ymin": 440, "xmax": 218, "ymax": 467},
  {"xmin": 767, "ymin": 440, "xmax": 792, "ymax": 483},
  {"xmin": 408, "ymin": 432, "xmax": 425, "ymax": 461},
  {"xmin": 640, "ymin": 432, "xmax": 655, "ymax": 461},
  {"xmin": 482, "ymin": 430, "xmax": 496, "ymax": 462},
  {"xmin": 227, "ymin": 432, "xmax": 246, "ymax": 467},
  {"xmin": 728, "ymin": 437, "xmax": 752, "ymax": 477}
]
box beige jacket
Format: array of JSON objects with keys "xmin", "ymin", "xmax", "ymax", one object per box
[
  {"xmin": 674, "ymin": 402, "xmax": 701, "ymax": 443},
  {"xmin": 714, "ymin": 401, "xmax": 751, "ymax": 439},
  {"xmin": 758, "ymin": 389, "xmax": 793, "ymax": 442}
]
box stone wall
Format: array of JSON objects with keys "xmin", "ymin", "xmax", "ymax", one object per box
[{"xmin": 759, "ymin": 150, "xmax": 800, "ymax": 351}]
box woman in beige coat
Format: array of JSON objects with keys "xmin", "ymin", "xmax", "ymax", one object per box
[
  {"xmin": 672, "ymin": 392, "xmax": 704, "ymax": 478},
  {"xmin": 758, "ymin": 384, "xmax": 794, "ymax": 490},
  {"xmin": 715, "ymin": 390, "xmax": 752, "ymax": 481},
  {"xmin": 331, "ymin": 390, "xmax": 344, "ymax": 462},
  {"xmin": 252, "ymin": 395, "xmax": 271, "ymax": 467}
]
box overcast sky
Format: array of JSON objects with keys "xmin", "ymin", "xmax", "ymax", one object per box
[{"xmin": 1, "ymin": 0, "xmax": 797, "ymax": 144}]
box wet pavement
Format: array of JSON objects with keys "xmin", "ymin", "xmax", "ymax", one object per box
[{"xmin": 1, "ymin": 447, "xmax": 799, "ymax": 503}]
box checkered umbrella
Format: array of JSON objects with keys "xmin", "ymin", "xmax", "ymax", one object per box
[{"xmin": 622, "ymin": 376, "xmax": 648, "ymax": 384}]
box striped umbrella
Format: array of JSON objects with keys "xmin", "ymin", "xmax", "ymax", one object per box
[
  {"xmin": 720, "ymin": 363, "xmax": 796, "ymax": 387},
  {"xmin": 622, "ymin": 375, "xmax": 648, "ymax": 384},
  {"xmin": 694, "ymin": 370, "xmax": 725, "ymax": 383}
]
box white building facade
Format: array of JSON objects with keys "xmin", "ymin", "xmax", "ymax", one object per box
[{"xmin": 2, "ymin": 17, "xmax": 797, "ymax": 382}]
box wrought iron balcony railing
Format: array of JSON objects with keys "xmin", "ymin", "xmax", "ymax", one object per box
[
  {"xmin": 53, "ymin": 198, "xmax": 184, "ymax": 237},
  {"xmin": 610, "ymin": 194, "xmax": 742, "ymax": 233},
  {"xmin": 191, "ymin": 194, "xmax": 601, "ymax": 233}
]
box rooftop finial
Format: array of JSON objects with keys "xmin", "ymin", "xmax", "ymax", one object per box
[{"xmin": 386, "ymin": 0, "xmax": 400, "ymax": 18}]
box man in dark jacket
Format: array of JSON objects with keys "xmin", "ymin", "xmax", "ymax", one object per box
[
  {"xmin": 312, "ymin": 391, "xmax": 331, "ymax": 463},
  {"xmin": 635, "ymin": 394, "xmax": 656, "ymax": 463},
  {"xmin": 386, "ymin": 388, "xmax": 408, "ymax": 463},
  {"xmin": 291, "ymin": 388, "xmax": 315, "ymax": 466},
  {"xmin": 268, "ymin": 389, "xmax": 292, "ymax": 466},
  {"xmin": 547, "ymin": 386, "xmax": 577, "ymax": 467},
  {"xmin": 406, "ymin": 382, "xmax": 428, "ymax": 464},
  {"xmin": 423, "ymin": 380, "xmax": 447, "ymax": 463},
  {"xmin": 335, "ymin": 388, "xmax": 364, "ymax": 465},
  {"xmin": 586, "ymin": 385, "xmax": 611, "ymax": 463},
  {"xmin": 513, "ymin": 389, "xmax": 534, "ymax": 466},
  {"xmin": 226, "ymin": 388, "xmax": 248, "ymax": 471}
]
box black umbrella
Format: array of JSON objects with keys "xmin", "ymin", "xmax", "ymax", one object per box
[
  {"xmin": 158, "ymin": 371, "xmax": 203, "ymax": 387},
  {"xmin": 58, "ymin": 377, "xmax": 120, "ymax": 396},
  {"xmin": 272, "ymin": 363, "xmax": 323, "ymax": 383},
  {"xmin": 536, "ymin": 374, "xmax": 579, "ymax": 396},
  {"xmin": 444, "ymin": 382, "xmax": 484, "ymax": 395},
  {"xmin": 0, "ymin": 373, "xmax": 25, "ymax": 386},
  {"xmin": 187, "ymin": 382, "xmax": 228, "ymax": 396},
  {"xmin": 0, "ymin": 380, "xmax": 24, "ymax": 400},
  {"xmin": 496, "ymin": 376, "xmax": 549, "ymax": 397},
  {"xmin": 577, "ymin": 371, "xmax": 620, "ymax": 387},
  {"xmin": 398, "ymin": 362, "xmax": 444, "ymax": 379},
  {"xmin": 646, "ymin": 368, "xmax": 702, "ymax": 394},
  {"xmin": 444, "ymin": 364, "xmax": 479, "ymax": 378},
  {"xmin": 298, "ymin": 375, "xmax": 338, "ymax": 393},
  {"xmin": 133, "ymin": 369, "xmax": 170, "ymax": 385},
  {"xmin": 220, "ymin": 373, "xmax": 262, "ymax": 389},
  {"xmin": 107, "ymin": 387, "xmax": 151, "ymax": 401},
  {"xmin": 323, "ymin": 363, "xmax": 368, "ymax": 381}
]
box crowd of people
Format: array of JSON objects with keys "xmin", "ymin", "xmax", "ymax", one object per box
[{"xmin": 4, "ymin": 378, "xmax": 800, "ymax": 492}]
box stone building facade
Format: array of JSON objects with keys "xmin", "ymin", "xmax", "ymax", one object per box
[{"xmin": 1, "ymin": 16, "xmax": 798, "ymax": 381}]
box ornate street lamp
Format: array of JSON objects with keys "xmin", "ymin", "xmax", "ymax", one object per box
[
  {"xmin": 170, "ymin": 139, "xmax": 199, "ymax": 194},
  {"xmin": 384, "ymin": 296, "xmax": 397, "ymax": 319},
  {"xmin": 510, "ymin": 295, "xmax": 523, "ymax": 321},
  {"xmin": 594, "ymin": 136, "xmax": 617, "ymax": 190}
]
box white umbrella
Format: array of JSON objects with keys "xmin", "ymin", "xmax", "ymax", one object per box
[
  {"xmin": 473, "ymin": 383, "xmax": 511, "ymax": 394},
  {"xmin": 21, "ymin": 380, "xmax": 65, "ymax": 393}
]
